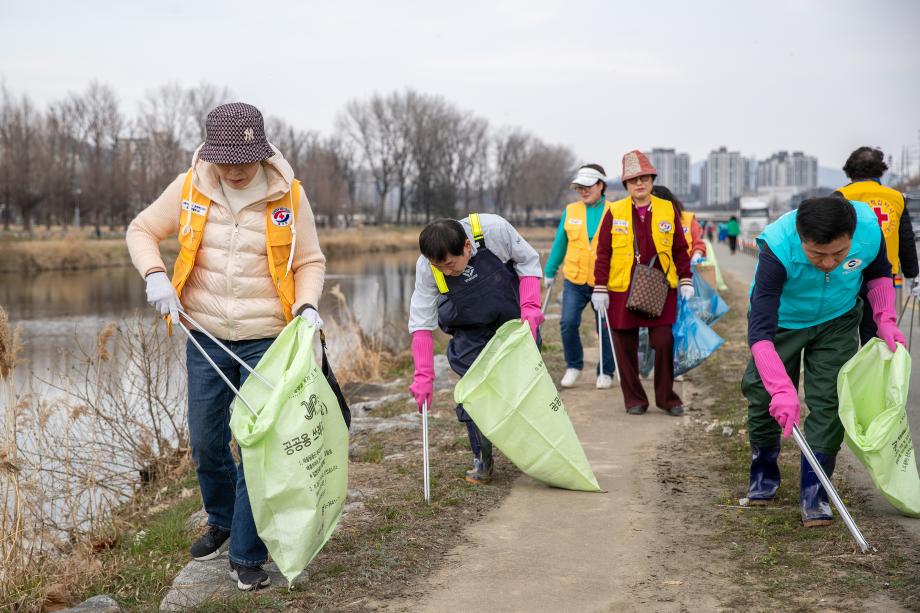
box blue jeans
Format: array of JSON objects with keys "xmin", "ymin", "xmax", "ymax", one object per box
[
  {"xmin": 186, "ymin": 331, "xmax": 275, "ymax": 567},
  {"xmin": 560, "ymin": 280, "xmax": 614, "ymax": 375}
]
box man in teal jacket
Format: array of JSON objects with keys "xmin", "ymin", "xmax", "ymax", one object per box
[{"xmin": 742, "ymin": 195, "xmax": 904, "ymax": 526}]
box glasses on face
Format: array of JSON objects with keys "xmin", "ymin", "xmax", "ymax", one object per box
[{"xmin": 574, "ymin": 184, "xmax": 595, "ymax": 192}]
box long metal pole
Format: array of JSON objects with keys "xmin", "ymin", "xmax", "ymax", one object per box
[
  {"xmin": 178, "ymin": 308, "xmax": 275, "ymax": 390},
  {"xmin": 422, "ymin": 401, "xmax": 431, "ymax": 503},
  {"xmin": 602, "ymin": 316, "xmax": 621, "ymax": 384},
  {"xmin": 177, "ymin": 321, "xmax": 258, "ymax": 418},
  {"xmin": 791, "ymin": 426, "xmax": 872, "ymax": 553},
  {"xmin": 596, "ymin": 315, "xmax": 604, "ymax": 376},
  {"xmin": 541, "ymin": 284, "xmax": 554, "ymax": 314}
]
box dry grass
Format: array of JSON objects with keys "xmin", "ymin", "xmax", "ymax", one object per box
[{"xmin": 0, "ymin": 315, "xmax": 188, "ymax": 612}]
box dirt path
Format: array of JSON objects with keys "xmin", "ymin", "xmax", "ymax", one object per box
[{"xmin": 383, "ymin": 355, "xmax": 728, "ymax": 612}]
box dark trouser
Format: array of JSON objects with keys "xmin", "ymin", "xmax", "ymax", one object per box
[
  {"xmin": 612, "ymin": 325, "xmax": 682, "ymax": 410},
  {"xmin": 186, "ymin": 332, "xmax": 274, "ymax": 567},
  {"xmin": 560, "ymin": 279, "xmax": 614, "ymax": 375},
  {"xmin": 857, "ymin": 285, "xmax": 877, "ymax": 345},
  {"xmin": 741, "ymin": 303, "xmax": 861, "ymax": 454},
  {"xmin": 728, "ymin": 235, "xmax": 738, "ymax": 253}
]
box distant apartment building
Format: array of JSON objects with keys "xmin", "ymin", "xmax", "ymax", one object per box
[
  {"xmin": 757, "ymin": 150, "xmax": 818, "ymax": 190},
  {"xmin": 700, "ymin": 146, "xmax": 746, "ymax": 206},
  {"xmin": 644, "ymin": 148, "xmax": 691, "ymax": 198}
]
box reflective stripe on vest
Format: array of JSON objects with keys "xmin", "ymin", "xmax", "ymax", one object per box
[
  {"xmin": 680, "ymin": 211, "xmax": 696, "ymax": 256},
  {"xmin": 605, "ymin": 195, "xmax": 679, "ymax": 292},
  {"xmin": 431, "ymin": 213, "xmax": 484, "ymax": 295},
  {"xmin": 838, "ymin": 181, "xmax": 905, "ymax": 275},
  {"xmin": 561, "ymin": 201, "xmax": 604, "ymax": 286},
  {"xmin": 171, "ymin": 169, "xmax": 301, "ymax": 322}
]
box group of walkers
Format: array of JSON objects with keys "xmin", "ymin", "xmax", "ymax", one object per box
[{"xmin": 126, "ymin": 98, "xmax": 916, "ymax": 591}]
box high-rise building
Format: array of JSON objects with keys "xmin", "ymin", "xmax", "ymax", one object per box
[
  {"xmin": 644, "ymin": 148, "xmax": 691, "ymax": 197},
  {"xmin": 757, "ymin": 151, "xmax": 818, "ymax": 189},
  {"xmin": 701, "ymin": 147, "xmax": 745, "ymax": 206}
]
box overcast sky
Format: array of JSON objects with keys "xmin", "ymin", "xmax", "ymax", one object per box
[{"xmin": 2, "ymin": 0, "xmax": 918, "ymax": 172}]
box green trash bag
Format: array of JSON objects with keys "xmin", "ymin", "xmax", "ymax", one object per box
[
  {"xmin": 229, "ymin": 318, "xmax": 350, "ymax": 582},
  {"xmin": 454, "ymin": 320, "xmax": 601, "ymax": 492},
  {"xmin": 837, "ymin": 338, "xmax": 920, "ymax": 517}
]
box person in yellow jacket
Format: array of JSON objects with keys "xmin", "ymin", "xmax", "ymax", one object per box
[
  {"xmin": 543, "ymin": 164, "xmax": 616, "ymax": 389},
  {"xmin": 126, "ymin": 103, "xmax": 325, "ymax": 591},
  {"xmin": 837, "ymin": 146, "xmax": 919, "ymax": 344}
]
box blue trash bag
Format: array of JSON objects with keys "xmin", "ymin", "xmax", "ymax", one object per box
[
  {"xmin": 673, "ymin": 299, "xmax": 724, "ymax": 376},
  {"xmin": 688, "ymin": 272, "xmax": 729, "ymax": 325},
  {"xmin": 638, "ymin": 327, "xmax": 654, "ymax": 377}
]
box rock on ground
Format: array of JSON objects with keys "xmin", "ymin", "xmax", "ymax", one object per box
[{"xmin": 59, "ymin": 595, "xmax": 121, "ymax": 612}]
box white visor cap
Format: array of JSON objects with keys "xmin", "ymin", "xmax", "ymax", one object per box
[{"xmin": 571, "ymin": 167, "xmax": 607, "ymax": 188}]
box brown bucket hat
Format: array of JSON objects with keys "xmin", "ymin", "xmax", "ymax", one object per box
[{"xmin": 199, "ymin": 102, "xmax": 274, "ymax": 165}]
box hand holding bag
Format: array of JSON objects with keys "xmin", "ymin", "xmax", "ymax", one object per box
[{"xmin": 625, "ymin": 234, "xmax": 671, "ymax": 318}]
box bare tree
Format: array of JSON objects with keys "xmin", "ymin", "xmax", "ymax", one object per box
[
  {"xmin": 0, "ymin": 87, "xmax": 45, "ymax": 233},
  {"xmin": 493, "ymin": 128, "xmax": 532, "ymax": 222}
]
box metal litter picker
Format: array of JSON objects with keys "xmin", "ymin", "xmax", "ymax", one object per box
[
  {"xmin": 792, "ymin": 425, "xmax": 873, "ymax": 553},
  {"xmin": 422, "ymin": 401, "xmax": 431, "ymax": 503}
]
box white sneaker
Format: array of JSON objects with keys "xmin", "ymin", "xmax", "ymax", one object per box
[
  {"xmin": 596, "ymin": 374, "xmax": 613, "ymax": 389},
  {"xmin": 560, "ymin": 368, "xmax": 581, "ymax": 388}
]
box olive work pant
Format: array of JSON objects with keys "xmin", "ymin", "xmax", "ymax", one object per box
[{"xmin": 741, "ymin": 302, "xmax": 862, "ymax": 455}]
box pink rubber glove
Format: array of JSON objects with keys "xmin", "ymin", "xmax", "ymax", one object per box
[
  {"xmin": 409, "ymin": 330, "xmax": 434, "ymax": 413},
  {"xmin": 751, "ymin": 340, "xmax": 800, "ymax": 439},
  {"xmin": 519, "ymin": 275, "xmax": 544, "ymax": 341},
  {"xmin": 867, "ymin": 277, "xmax": 906, "ymax": 352}
]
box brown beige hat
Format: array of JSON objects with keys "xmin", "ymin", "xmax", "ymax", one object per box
[{"xmin": 621, "ymin": 150, "xmax": 657, "ymax": 183}]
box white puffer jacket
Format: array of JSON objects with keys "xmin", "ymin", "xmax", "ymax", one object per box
[{"xmin": 126, "ymin": 146, "xmax": 326, "ymax": 341}]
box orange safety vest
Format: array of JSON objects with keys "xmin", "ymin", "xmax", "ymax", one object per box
[
  {"xmin": 561, "ymin": 201, "xmax": 606, "ymax": 285},
  {"xmin": 606, "ymin": 195, "xmax": 679, "ymax": 292},
  {"xmin": 171, "ymin": 169, "xmax": 301, "ymax": 322},
  {"xmin": 837, "ymin": 181, "xmax": 905, "ymax": 275},
  {"xmin": 680, "ymin": 211, "xmax": 696, "ymax": 256}
]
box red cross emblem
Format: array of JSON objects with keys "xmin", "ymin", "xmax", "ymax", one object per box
[{"xmin": 872, "ymin": 206, "xmax": 889, "ymax": 227}]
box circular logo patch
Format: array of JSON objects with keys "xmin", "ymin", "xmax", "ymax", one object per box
[
  {"xmin": 658, "ymin": 221, "xmax": 673, "ymax": 233},
  {"xmin": 843, "ymin": 258, "xmax": 862, "ymax": 271},
  {"xmin": 271, "ymin": 207, "xmax": 292, "ymax": 227}
]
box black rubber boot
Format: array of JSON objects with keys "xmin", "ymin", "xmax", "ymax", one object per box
[
  {"xmin": 746, "ymin": 445, "xmax": 781, "ymax": 505},
  {"xmin": 465, "ymin": 426, "xmax": 493, "ymax": 484},
  {"xmin": 800, "ymin": 451, "xmax": 836, "ymax": 527}
]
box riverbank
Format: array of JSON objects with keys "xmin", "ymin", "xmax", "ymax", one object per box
[{"xmin": 1, "ymin": 226, "xmax": 557, "ymax": 273}]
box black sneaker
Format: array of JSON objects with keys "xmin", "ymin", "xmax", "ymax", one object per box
[
  {"xmin": 190, "ymin": 526, "xmax": 230, "ymax": 561},
  {"xmin": 626, "ymin": 405, "xmax": 648, "ymax": 415},
  {"xmin": 229, "ymin": 560, "xmax": 271, "ymax": 591},
  {"xmin": 660, "ymin": 405, "xmax": 685, "ymax": 417}
]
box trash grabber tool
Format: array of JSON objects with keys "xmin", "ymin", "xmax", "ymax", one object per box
[
  {"xmin": 791, "ymin": 425, "xmax": 873, "ymax": 553},
  {"xmin": 909, "ymin": 295, "xmax": 916, "ymax": 353},
  {"xmin": 596, "ymin": 315, "xmax": 604, "ymax": 377},
  {"xmin": 541, "ymin": 283, "xmax": 554, "ymax": 314},
  {"xmin": 602, "ymin": 315, "xmax": 621, "ymax": 384},
  {"xmin": 422, "ymin": 400, "xmax": 431, "ymax": 503},
  {"xmin": 177, "ymin": 308, "xmax": 275, "ymax": 390},
  {"xmin": 176, "ymin": 320, "xmax": 258, "ymax": 418}
]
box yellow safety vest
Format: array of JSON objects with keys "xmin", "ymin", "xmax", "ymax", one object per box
[
  {"xmin": 430, "ymin": 213, "xmax": 484, "ymax": 294},
  {"xmin": 606, "ymin": 195, "xmax": 679, "ymax": 292},
  {"xmin": 561, "ymin": 201, "xmax": 606, "ymax": 286},
  {"xmin": 838, "ymin": 181, "xmax": 905, "ymax": 274},
  {"xmin": 171, "ymin": 169, "xmax": 301, "ymax": 322},
  {"xmin": 680, "ymin": 211, "xmax": 696, "ymax": 256}
]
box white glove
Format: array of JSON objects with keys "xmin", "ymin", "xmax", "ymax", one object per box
[
  {"xmin": 691, "ymin": 251, "xmax": 704, "ymax": 265},
  {"xmin": 544, "ymin": 276, "xmax": 555, "ymax": 289},
  {"xmin": 145, "ymin": 271, "xmax": 180, "ymax": 324},
  {"xmin": 680, "ymin": 285, "xmax": 695, "ymax": 301},
  {"xmin": 298, "ymin": 306, "xmax": 324, "ymax": 330},
  {"xmin": 591, "ymin": 291, "xmax": 609, "ymax": 313},
  {"xmin": 908, "ymin": 278, "xmax": 920, "ymax": 298}
]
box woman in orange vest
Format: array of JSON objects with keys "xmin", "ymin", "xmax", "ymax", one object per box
[
  {"xmin": 126, "ymin": 103, "xmax": 326, "ymax": 591},
  {"xmin": 591, "ymin": 151, "xmax": 694, "ymax": 416},
  {"xmin": 651, "ymin": 185, "xmax": 705, "ymax": 264},
  {"xmin": 543, "ymin": 164, "xmax": 616, "ymax": 389}
]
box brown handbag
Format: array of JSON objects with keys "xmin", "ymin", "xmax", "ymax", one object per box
[{"xmin": 625, "ymin": 234, "xmax": 672, "ymax": 318}]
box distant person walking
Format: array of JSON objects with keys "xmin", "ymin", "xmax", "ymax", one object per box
[
  {"xmin": 726, "ymin": 216, "xmax": 740, "ymax": 254},
  {"xmin": 837, "ymin": 146, "xmax": 919, "ymax": 344},
  {"xmin": 127, "ymin": 103, "xmax": 326, "ymax": 591},
  {"xmin": 543, "ymin": 164, "xmax": 616, "ymax": 390},
  {"xmin": 591, "ymin": 151, "xmax": 694, "ymax": 416}
]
